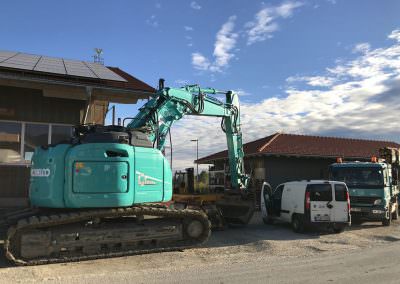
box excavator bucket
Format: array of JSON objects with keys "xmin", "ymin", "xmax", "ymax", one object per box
[{"xmin": 216, "ymin": 193, "xmax": 255, "ymax": 225}]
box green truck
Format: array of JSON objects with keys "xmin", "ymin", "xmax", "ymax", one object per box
[{"xmin": 329, "ymin": 147, "xmax": 400, "ymax": 226}]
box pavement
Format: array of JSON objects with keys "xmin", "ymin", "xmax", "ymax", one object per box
[{"xmin": 0, "ymin": 212, "xmax": 399, "ymax": 283}]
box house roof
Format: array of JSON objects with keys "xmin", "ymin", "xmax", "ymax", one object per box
[
  {"xmin": 196, "ymin": 133, "xmax": 400, "ymax": 164},
  {"xmin": 106, "ymin": 67, "xmax": 155, "ymax": 93},
  {"xmin": 0, "ymin": 50, "xmax": 156, "ymax": 102}
]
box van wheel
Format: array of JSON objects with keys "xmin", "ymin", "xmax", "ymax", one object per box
[
  {"xmin": 383, "ymin": 205, "xmax": 392, "ymax": 226},
  {"xmin": 291, "ymin": 215, "xmax": 304, "ymax": 233},
  {"xmin": 332, "ymin": 224, "xmax": 345, "ymax": 234},
  {"xmin": 392, "ymin": 202, "xmax": 399, "ymax": 220}
]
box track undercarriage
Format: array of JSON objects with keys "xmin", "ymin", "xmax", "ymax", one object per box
[{"xmin": 4, "ymin": 206, "xmax": 210, "ymax": 266}]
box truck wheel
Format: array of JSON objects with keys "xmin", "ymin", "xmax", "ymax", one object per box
[
  {"xmin": 291, "ymin": 214, "xmax": 304, "ymax": 233},
  {"xmin": 383, "ymin": 205, "xmax": 392, "ymax": 226},
  {"xmin": 392, "ymin": 202, "xmax": 399, "ymax": 220}
]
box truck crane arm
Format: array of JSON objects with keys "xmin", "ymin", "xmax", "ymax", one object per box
[{"xmin": 127, "ymin": 80, "xmax": 249, "ymax": 191}]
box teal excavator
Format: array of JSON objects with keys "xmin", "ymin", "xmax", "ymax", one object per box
[{"xmin": 4, "ymin": 80, "xmax": 255, "ymax": 265}]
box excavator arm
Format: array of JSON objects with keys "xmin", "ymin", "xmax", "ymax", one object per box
[{"xmin": 127, "ymin": 80, "xmax": 249, "ymax": 191}]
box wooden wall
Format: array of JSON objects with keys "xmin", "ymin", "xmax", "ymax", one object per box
[
  {"xmin": 0, "ymin": 165, "xmax": 30, "ymax": 207},
  {"xmin": 0, "ymin": 85, "xmax": 85, "ymax": 124},
  {"xmin": 263, "ymin": 156, "xmax": 336, "ymax": 188}
]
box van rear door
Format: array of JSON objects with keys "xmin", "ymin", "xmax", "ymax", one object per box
[
  {"xmin": 332, "ymin": 183, "xmax": 350, "ymax": 222},
  {"xmin": 307, "ymin": 184, "xmax": 333, "ymax": 222}
]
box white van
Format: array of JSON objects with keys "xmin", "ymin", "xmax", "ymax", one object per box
[{"xmin": 261, "ymin": 180, "xmax": 351, "ymax": 233}]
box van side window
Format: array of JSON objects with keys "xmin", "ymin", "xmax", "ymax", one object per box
[
  {"xmin": 307, "ymin": 184, "xmax": 332, "ymax": 201},
  {"xmin": 334, "ymin": 184, "xmax": 347, "ymax": 201}
]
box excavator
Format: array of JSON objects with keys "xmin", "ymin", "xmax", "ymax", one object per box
[{"xmin": 3, "ymin": 80, "xmax": 255, "ymax": 265}]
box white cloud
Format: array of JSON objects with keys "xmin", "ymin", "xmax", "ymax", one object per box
[
  {"xmin": 192, "ymin": 52, "xmax": 210, "ymax": 70},
  {"xmin": 171, "ymin": 28, "xmax": 400, "ymax": 170},
  {"xmin": 191, "ymin": 16, "xmax": 238, "ymax": 72},
  {"xmin": 286, "ymin": 75, "xmax": 336, "ymax": 87},
  {"xmin": 389, "ymin": 29, "xmax": 400, "ymax": 42},
  {"xmin": 184, "ymin": 26, "xmax": 194, "ymax": 31},
  {"xmin": 146, "ymin": 15, "xmax": 158, "ymax": 28},
  {"xmin": 174, "ymin": 79, "xmax": 189, "ymax": 86},
  {"xmin": 245, "ymin": 1, "xmax": 303, "ymax": 45},
  {"xmin": 190, "ymin": 1, "xmax": 201, "ymax": 10},
  {"xmin": 235, "ymin": 89, "xmax": 251, "ymax": 97},
  {"xmin": 191, "ymin": 1, "xmax": 303, "ymax": 73},
  {"xmin": 352, "ymin": 42, "xmax": 370, "ymax": 53}
]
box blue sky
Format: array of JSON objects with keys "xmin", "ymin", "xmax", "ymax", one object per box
[{"xmin": 1, "ymin": 0, "xmax": 400, "ymax": 169}]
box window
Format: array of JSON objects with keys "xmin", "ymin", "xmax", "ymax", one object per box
[
  {"xmin": 52, "ymin": 125, "xmax": 72, "ymax": 144},
  {"xmin": 0, "ymin": 121, "xmax": 22, "ymax": 163},
  {"xmin": 308, "ymin": 184, "xmax": 332, "ymax": 202},
  {"xmin": 0, "ymin": 120, "xmax": 73, "ymax": 164},
  {"xmin": 24, "ymin": 124, "xmax": 49, "ymax": 161},
  {"xmin": 330, "ymin": 167, "xmax": 384, "ymax": 188},
  {"xmin": 334, "ymin": 184, "xmax": 348, "ymax": 201},
  {"xmin": 273, "ymin": 185, "xmax": 284, "ymax": 200}
]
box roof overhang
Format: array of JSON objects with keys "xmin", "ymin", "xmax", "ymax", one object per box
[
  {"xmin": 0, "ymin": 69, "xmax": 152, "ymax": 104},
  {"xmin": 196, "ymin": 152, "xmax": 371, "ymax": 164}
]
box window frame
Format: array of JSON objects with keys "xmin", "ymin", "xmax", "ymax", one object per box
[
  {"xmin": 273, "ymin": 184, "xmax": 285, "ymax": 200},
  {"xmin": 334, "ymin": 184, "xmax": 348, "ymax": 202},
  {"xmin": 0, "ymin": 119, "xmax": 73, "ymax": 166}
]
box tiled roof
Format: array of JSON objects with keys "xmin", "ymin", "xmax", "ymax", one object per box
[
  {"xmin": 106, "ymin": 67, "xmax": 155, "ymax": 93},
  {"xmin": 196, "ymin": 133, "xmax": 400, "ymax": 163}
]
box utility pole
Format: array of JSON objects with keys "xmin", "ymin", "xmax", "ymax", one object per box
[{"xmin": 191, "ymin": 139, "xmax": 199, "ymax": 186}]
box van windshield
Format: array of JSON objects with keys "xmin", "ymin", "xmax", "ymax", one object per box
[{"xmin": 330, "ymin": 167, "xmax": 384, "ymax": 188}]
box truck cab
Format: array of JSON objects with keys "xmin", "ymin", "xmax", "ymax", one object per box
[{"xmin": 329, "ymin": 161, "xmax": 399, "ymax": 225}]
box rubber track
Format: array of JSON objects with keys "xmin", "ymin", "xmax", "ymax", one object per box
[{"xmin": 4, "ymin": 206, "xmax": 211, "ymax": 266}]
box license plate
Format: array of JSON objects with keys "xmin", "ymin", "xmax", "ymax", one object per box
[
  {"xmin": 351, "ymin": 207, "xmax": 361, "ymax": 212},
  {"xmin": 314, "ymin": 215, "xmax": 330, "ymax": 221}
]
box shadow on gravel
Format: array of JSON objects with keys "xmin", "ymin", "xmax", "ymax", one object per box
[
  {"xmin": 374, "ymin": 235, "xmax": 400, "ymax": 242},
  {"xmin": 346, "ymin": 219, "xmax": 399, "ymax": 232},
  {"xmin": 203, "ymin": 213, "xmax": 322, "ymax": 249}
]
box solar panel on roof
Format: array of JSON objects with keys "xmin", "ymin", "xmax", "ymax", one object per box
[
  {"xmin": 85, "ymin": 62, "xmax": 126, "ymax": 81},
  {"xmin": 0, "ymin": 51, "xmax": 18, "ymax": 62},
  {"xmin": 0, "ymin": 50, "xmax": 127, "ymax": 82}
]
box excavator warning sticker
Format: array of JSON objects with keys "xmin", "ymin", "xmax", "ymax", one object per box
[
  {"xmin": 31, "ymin": 168, "xmax": 51, "ymax": 177},
  {"xmin": 136, "ymin": 171, "xmax": 161, "ymax": 186}
]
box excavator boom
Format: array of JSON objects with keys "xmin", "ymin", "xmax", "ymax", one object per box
[{"xmin": 128, "ymin": 81, "xmax": 249, "ymax": 190}]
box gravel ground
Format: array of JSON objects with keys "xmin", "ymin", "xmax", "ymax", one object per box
[{"xmin": 0, "ymin": 212, "xmax": 399, "ymax": 283}]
